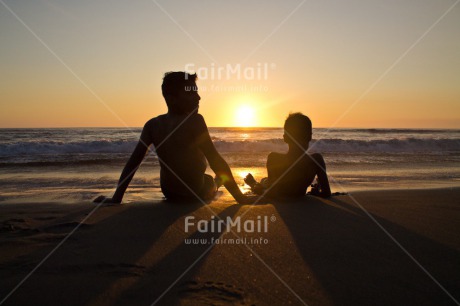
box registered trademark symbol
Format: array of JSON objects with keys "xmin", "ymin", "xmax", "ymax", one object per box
[{"xmin": 270, "ymin": 215, "xmax": 276, "ymax": 222}]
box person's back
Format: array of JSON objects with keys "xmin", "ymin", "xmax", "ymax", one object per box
[
  {"xmin": 245, "ymin": 113, "xmax": 331, "ymax": 198},
  {"xmin": 264, "ymin": 152, "xmax": 315, "ymax": 197},
  {"xmin": 147, "ymin": 113, "xmax": 209, "ymax": 199}
]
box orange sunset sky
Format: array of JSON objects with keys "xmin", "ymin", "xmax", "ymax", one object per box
[{"xmin": 1, "ymin": 0, "xmax": 459, "ymax": 128}]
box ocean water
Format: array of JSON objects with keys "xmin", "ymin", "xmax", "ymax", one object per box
[{"xmin": 0, "ymin": 127, "xmax": 459, "ymax": 203}]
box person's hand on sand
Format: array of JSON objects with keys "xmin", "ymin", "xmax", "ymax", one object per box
[
  {"xmin": 307, "ymin": 186, "xmax": 331, "ymax": 198},
  {"xmin": 244, "ymin": 173, "xmax": 266, "ymax": 195},
  {"xmin": 93, "ymin": 195, "xmax": 121, "ymax": 205},
  {"xmin": 244, "ymin": 173, "xmax": 257, "ymax": 188}
]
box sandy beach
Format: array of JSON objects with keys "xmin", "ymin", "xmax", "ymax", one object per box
[
  {"xmin": 1, "ymin": 188, "xmax": 459, "ymax": 305},
  {"xmin": 2, "ymin": 0, "xmax": 459, "ymax": 304}
]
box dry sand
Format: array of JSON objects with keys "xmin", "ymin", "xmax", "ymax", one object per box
[{"xmin": 1, "ymin": 188, "xmax": 459, "ymax": 305}]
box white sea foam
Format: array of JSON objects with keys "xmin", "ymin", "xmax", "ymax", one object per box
[
  {"xmin": 0, "ymin": 128, "xmax": 459, "ymax": 202},
  {"xmin": 1, "ymin": 138, "xmax": 458, "ymax": 156}
]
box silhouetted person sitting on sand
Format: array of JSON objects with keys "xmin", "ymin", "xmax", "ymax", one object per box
[
  {"xmin": 244, "ymin": 113, "xmax": 331, "ymax": 198},
  {"xmin": 94, "ymin": 72, "xmax": 254, "ymax": 204}
]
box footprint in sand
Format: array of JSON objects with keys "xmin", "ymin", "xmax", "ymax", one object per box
[
  {"xmin": 1, "ymin": 218, "xmax": 33, "ymax": 232},
  {"xmin": 178, "ymin": 280, "xmax": 251, "ymax": 305}
]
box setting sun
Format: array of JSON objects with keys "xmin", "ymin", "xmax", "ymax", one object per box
[{"xmin": 235, "ymin": 105, "xmax": 256, "ymax": 127}]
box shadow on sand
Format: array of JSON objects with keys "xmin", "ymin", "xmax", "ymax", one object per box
[
  {"xmin": 2, "ymin": 194, "xmax": 459, "ymax": 305},
  {"xmin": 272, "ymin": 195, "xmax": 460, "ymax": 305}
]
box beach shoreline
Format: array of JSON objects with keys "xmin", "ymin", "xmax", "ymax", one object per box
[{"xmin": 1, "ymin": 187, "xmax": 459, "ymax": 305}]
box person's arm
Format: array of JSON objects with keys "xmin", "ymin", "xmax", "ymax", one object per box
[
  {"xmin": 312, "ymin": 153, "xmax": 331, "ymax": 198},
  {"xmin": 94, "ymin": 122, "xmax": 152, "ymax": 204},
  {"xmin": 194, "ymin": 115, "xmax": 252, "ymax": 204}
]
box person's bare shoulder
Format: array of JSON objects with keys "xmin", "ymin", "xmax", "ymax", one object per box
[
  {"xmin": 142, "ymin": 115, "xmax": 167, "ymax": 143},
  {"xmin": 187, "ymin": 113, "xmax": 208, "ymax": 134},
  {"xmin": 191, "ymin": 113, "xmax": 206, "ymax": 125},
  {"xmin": 309, "ymin": 153, "xmax": 325, "ymax": 164},
  {"xmin": 145, "ymin": 114, "xmax": 166, "ymax": 126},
  {"xmin": 144, "ymin": 118, "xmax": 154, "ymax": 129}
]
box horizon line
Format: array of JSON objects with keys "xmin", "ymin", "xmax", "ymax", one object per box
[{"xmin": 0, "ymin": 126, "xmax": 459, "ymax": 130}]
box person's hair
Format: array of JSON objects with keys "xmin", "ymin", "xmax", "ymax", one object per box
[
  {"xmin": 161, "ymin": 72, "xmax": 197, "ymax": 112},
  {"xmin": 284, "ymin": 112, "xmax": 312, "ymax": 144},
  {"xmin": 161, "ymin": 71, "xmax": 197, "ymax": 98}
]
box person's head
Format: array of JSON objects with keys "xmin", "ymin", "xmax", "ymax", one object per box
[
  {"xmin": 161, "ymin": 71, "xmax": 200, "ymax": 114},
  {"xmin": 283, "ymin": 112, "xmax": 312, "ymax": 148}
]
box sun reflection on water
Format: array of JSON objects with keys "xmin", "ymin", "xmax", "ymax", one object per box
[
  {"xmin": 240, "ymin": 133, "xmax": 250, "ymax": 140},
  {"xmin": 234, "ymin": 167, "xmax": 266, "ymax": 193}
]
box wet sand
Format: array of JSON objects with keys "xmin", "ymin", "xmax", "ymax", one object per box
[{"xmin": 1, "ymin": 188, "xmax": 459, "ymax": 305}]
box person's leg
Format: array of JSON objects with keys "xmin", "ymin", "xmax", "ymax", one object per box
[{"xmin": 200, "ymin": 174, "xmax": 217, "ymax": 201}]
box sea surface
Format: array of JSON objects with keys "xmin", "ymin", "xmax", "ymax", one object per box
[{"xmin": 1, "ymin": 127, "xmax": 459, "ymax": 203}]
